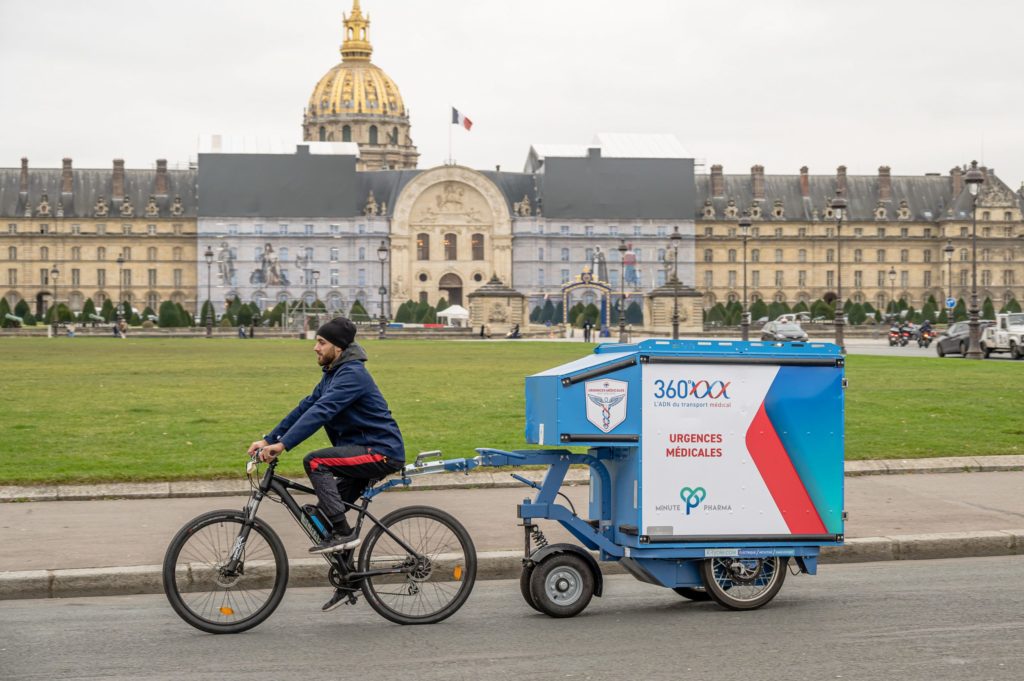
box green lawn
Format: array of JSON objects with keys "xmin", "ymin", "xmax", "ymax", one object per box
[{"xmin": 0, "ymin": 337, "xmax": 1021, "ymax": 484}]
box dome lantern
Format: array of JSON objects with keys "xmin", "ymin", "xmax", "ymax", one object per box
[{"xmin": 340, "ymin": 0, "xmax": 372, "ymax": 62}]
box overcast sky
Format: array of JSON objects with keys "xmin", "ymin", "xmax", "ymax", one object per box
[{"xmin": 2, "ymin": 0, "xmax": 1022, "ymax": 187}]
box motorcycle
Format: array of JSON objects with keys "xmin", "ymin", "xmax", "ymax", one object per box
[
  {"xmin": 888, "ymin": 327, "xmax": 901, "ymax": 346},
  {"xmin": 900, "ymin": 328, "xmax": 912, "ymax": 347},
  {"xmin": 918, "ymin": 328, "xmax": 934, "ymax": 348}
]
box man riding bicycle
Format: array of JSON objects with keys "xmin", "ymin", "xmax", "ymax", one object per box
[{"xmin": 247, "ymin": 316, "xmax": 404, "ymax": 567}]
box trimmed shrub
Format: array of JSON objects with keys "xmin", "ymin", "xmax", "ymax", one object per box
[
  {"xmin": 982, "ymin": 297, "xmax": 996, "ymax": 320},
  {"xmin": 350, "ymin": 300, "xmax": 371, "ymax": 322},
  {"xmin": 1001, "ymin": 298, "xmax": 1021, "ymax": 313},
  {"xmin": 435, "ymin": 297, "xmax": 449, "ymax": 313},
  {"xmin": 80, "ymin": 298, "xmax": 97, "ymax": 322},
  {"xmin": 100, "ymin": 299, "xmax": 116, "ymax": 322},
  {"xmin": 158, "ymin": 301, "xmax": 182, "ymax": 327},
  {"xmin": 749, "ymin": 298, "xmax": 768, "ymax": 322}
]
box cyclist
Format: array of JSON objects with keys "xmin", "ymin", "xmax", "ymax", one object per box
[{"xmin": 247, "ymin": 316, "xmax": 405, "ymax": 561}]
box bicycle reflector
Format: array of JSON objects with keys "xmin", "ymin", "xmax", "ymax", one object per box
[
  {"xmin": 453, "ymin": 565, "xmax": 463, "ymax": 581},
  {"xmin": 220, "ymin": 607, "xmax": 235, "ymax": 616}
]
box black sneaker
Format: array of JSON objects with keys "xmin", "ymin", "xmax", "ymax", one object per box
[
  {"xmin": 322, "ymin": 589, "xmax": 349, "ymax": 612},
  {"xmin": 309, "ymin": 530, "xmax": 361, "ymax": 554}
]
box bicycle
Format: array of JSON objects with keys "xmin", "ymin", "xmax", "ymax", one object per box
[{"xmin": 162, "ymin": 451, "xmax": 477, "ymax": 634}]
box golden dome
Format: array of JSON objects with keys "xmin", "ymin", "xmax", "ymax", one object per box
[{"xmin": 307, "ymin": 1, "xmax": 407, "ymax": 118}]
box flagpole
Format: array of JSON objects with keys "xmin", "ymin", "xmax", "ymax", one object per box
[{"xmin": 447, "ymin": 105, "xmax": 453, "ymax": 165}]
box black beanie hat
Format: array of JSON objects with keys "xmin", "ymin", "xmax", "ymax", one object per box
[{"xmin": 316, "ymin": 316, "xmax": 357, "ymax": 349}]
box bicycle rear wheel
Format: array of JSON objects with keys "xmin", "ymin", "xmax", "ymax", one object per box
[
  {"xmin": 163, "ymin": 510, "xmax": 289, "ymax": 634},
  {"xmin": 358, "ymin": 505, "xmax": 477, "ymax": 625}
]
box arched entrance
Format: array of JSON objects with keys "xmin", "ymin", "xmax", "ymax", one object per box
[
  {"xmin": 439, "ymin": 273, "xmax": 463, "ymax": 306},
  {"xmin": 562, "ymin": 269, "xmax": 612, "ymax": 337},
  {"xmin": 35, "ymin": 291, "xmax": 53, "ymax": 318}
]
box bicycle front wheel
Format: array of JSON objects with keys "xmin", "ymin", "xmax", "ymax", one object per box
[
  {"xmin": 358, "ymin": 505, "xmax": 477, "ymax": 625},
  {"xmin": 162, "ymin": 510, "xmax": 289, "ymax": 634}
]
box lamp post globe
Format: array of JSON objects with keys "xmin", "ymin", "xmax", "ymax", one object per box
[
  {"xmin": 617, "ymin": 239, "xmax": 628, "ymax": 343},
  {"xmin": 377, "ymin": 240, "xmax": 389, "ymax": 339},
  {"xmin": 830, "ymin": 190, "xmax": 847, "ymax": 353},
  {"xmin": 668, "ymin": 225, "xmax": 682, "ymax": 340},
  {"xmin": 737, "ymin": 213, "xmax": 752, "ymax": 341},
  {"xmin": 203, "ymin": 246, "xmax": 214, "ymax": 337},
  {"xmin": 963, "ymin": 160, "xmax": 985, "ymax": 359}
]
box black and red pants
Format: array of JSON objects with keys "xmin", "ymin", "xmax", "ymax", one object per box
[{"xmin": 302, "ymin": 445, "xmax": 403, "ymax": 528}]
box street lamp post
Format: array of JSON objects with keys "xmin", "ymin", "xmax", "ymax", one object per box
[
  {"xmin": 888, "ymin": 266, "xmax": 897, "ymax": 320},
  {"xmin": 738, "ymin": 212, "xmax": 752, "ymax": 341},
  {"xmin": 944, "ymin": 238, "xmax": 955, "ymax": 324},
  {"xmin": 203, "ymin": 246, "xmax": 214, "ymax": 337},
  {"xmin": 964, "ymin": 160, "xmax": 985, "ymax": 359},
  {"xmin": 312, "ymin": 269, "xmax": 321, "ymax": 328},
  {"xmin": 617, "ymin": 239, "xmax": 628, "ymax": 343},
  {"xmin": 50, "ymin": 264, "xmax": 59, "ymax": 334},
  {"xmin": 669, "ymin": 225, "xmax": 681, "ymax": 340},
  {"xmin": 377, "ymin": 240, "xmax": 389, "ymax": 340},
  {"xmin": 116, "ymin": 255, "xmax": 125, "ymax": 321},
  {"xmin": 830, "ymin": 190, "xmax": 847, "ymax": 353}
]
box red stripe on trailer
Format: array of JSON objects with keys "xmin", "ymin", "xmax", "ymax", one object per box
[
  {"xmin": 309, "ymin": 453, "xmax": 386, "ymax": 470},
  {"xmin": 745, "ymin": 403, "xmax": 826, "ymax": 534}
]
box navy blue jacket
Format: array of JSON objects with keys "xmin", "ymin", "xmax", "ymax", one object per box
[{"xmin": 266, "ymin": 343, "xmax": 405, "ymax": 462}]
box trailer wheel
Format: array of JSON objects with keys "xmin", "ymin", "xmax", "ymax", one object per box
[
  {"xmin": 701, "ymin": 557, "xmax": 787, "ymax": 611},
  {"xmin": 529, "ymin": 553, "xmax": 595, "ymax": 618},
  {"xmin": 672, "ymin": 586, "xmax": 711, "ymax": 601},
  {"xmin": 520, "ymin": 564, "xmax": 541, "ymax": 612}
]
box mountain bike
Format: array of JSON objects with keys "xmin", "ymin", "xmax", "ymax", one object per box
[{"xmin": 162, "ymin": 451, "xmax": 477, "ymax": 634}]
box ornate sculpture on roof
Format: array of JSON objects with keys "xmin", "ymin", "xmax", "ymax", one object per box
[
  {"xmin": 513, "ymin": 194, "xmax": 532, "ymax": 217},
  {"xmin": 145, "ymin": 196, "xmax": 159, "ymax": 217},
  {"xmin": 170, "ymin": 196, "xmax": 184, "ymax": 216},
  {"xmin": 94, "ymin": 196, "xmax": 109, "ymax": 217},
  {"xmin": 702, "ymin": 199, "xmax": 715, "ymax": 219},
  {"xmin": 379, "ymin": 201, "xmax": 387, "ymax": 216},
  {"xmin": 364, "ymin": 190, "xmax": 379, "ymax": 216},
  {"xmin": 36, "ymin": 193, "xmax": 51, "ymax": 217},
  {"xmin": 898, "ymin": 199, "xmax": 910, "ymax": 220},
  {"xmin": 120, "ymin": 197, "xmax": 134, "ymax": 217}
]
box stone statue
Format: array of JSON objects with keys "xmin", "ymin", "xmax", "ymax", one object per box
[
  {"xmin": 364, "ymin": 191, "xmax": 379, "ymax": 216},
  {"xmin": 514, "ymin": 194, "xmax": 532, "ymax": 216},
  {"xmin": 488, "ymin": 302, "xmax": 508, "ymax": 323},
  {"xmin": 36, "ymin": 194, "xmax": 51, "ymax": 216},
  {"xmin": 380, "ymin": 201, "xmax": 387, "ymax": 216},
  {"xmin": 120, "ymin": 198, "xmax": 134, "ymax": 217},
  {"xmin": 145, "ymin": 196, "xmax": 159, "ymax": 217},
  {"xmin": 171, "ymin": 196, "xmax": 184, "ymax": 216},
  {"xmin": 217, "ymin": 241, "xmax": 235, "ymax": 285},
  {"xmin": 593, "ymin": 246, "xmax": 609, "ymax": 283},
  {"xmin": 250, "ymin": 243, "xmax": 287, "ymax": 286},
  {"xmin": 94, "ymin": 196, "xmax": 109, "ymax": 217}
]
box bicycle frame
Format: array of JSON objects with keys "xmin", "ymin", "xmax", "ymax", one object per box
[{"xmin": 224, "ymin": 459, "xmax": 427, "ymax": 586}]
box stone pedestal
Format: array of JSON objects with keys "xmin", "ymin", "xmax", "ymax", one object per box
[
  {"xmin": 644, "ymin": 279, "xmax": 704, "ymax": 337},
  {"xmin": 467, "ymin": 275, "xmax": 526, "ymax": 336}
]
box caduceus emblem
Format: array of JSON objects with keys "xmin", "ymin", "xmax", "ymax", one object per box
[{"xmin": 588, "ymin": 393, "xmax": 626, "ymax": 431}]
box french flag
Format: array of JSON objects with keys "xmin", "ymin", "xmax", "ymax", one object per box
[{"xmin": 451, "ymin": 107, "xmax": 473, "ymax": 131}]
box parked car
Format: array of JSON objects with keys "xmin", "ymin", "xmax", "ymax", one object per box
[
  {"xmin": 761, "ymin": 321, "xmax": 809, "ymax": 342},
  {"xmin": 774, "ymin": 313, "xmax": 811, "ymax": 324},
  {"xmin": 935, "ymin": 320, "xmax": 995, "ymax": 357}
]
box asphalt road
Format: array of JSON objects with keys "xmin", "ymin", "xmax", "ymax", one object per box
[{"xmin": 1, "ymin": 557, "xmax": 1021, "ymax": 681}]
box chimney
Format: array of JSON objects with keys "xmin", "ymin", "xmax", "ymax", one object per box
[
  {"xmin": 799, "ymin": 166, "xmax": 810, "ymax": 198},
  {"xmin": 62, "ymin": 158, "xmax": 74, "ymax": 195},
  {"xmin": 751, "ymin": 165, "xmax": 765, "ymax": 201},
  {"xmin": 711, "ymin": 164, "xmax": 724, "ymax": 198},
  {"xmin": 155, "ymin": 159, "xmax": 168, "ymax": 196},
  {"xmin": 878, "ymin": 166, "xmax": 892, "ymax": 202},
  {"xmin": 836, "ymin": 165, "xmax": 847, "ymax": 195},
  {"xmin": 951, "ymin": 166, "xmax": 963, "ymax": 196},
  {"xmin": 19, "ymin": 157, "xmax": 29, "ymax": 195},
  {"xmin": 113, "ymin": 159, "xmax": 125, "ymax": 201}
]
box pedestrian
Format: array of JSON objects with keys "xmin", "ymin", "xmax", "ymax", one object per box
[
  {"xmin": 118, "ymin": 319, "xmax": 128, "ymax": 338},
  {"xmin": 480, "ymin": 324, "xmax": 485, "ymax": 338},
  {"xmin": 238, "ymin": 325, "xmax": 247, "ymax": 339},
  {"xmin": 583, "ymin": 319, "xmax": 593, "ymax": 342},
  {"xmin": 247, "ymin": 316, "xmax": 405, "ymax": 612}
]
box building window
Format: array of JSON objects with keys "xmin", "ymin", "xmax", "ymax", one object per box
[
  {"xmin": 728, "ymin": 271, "xmax": 737, "ymax": 288},
  {"xmin": 774, "ymin": 228, "xmax": 783, "ymax": 238},
  {"xmin": 122, "ymin": 247, "xmax": 131, "ymax": 261},
  {"xmin": 727, "ymin": 249, "xmax": 736, "ymax": 263},
  {"xmin": 982, "ymin": 211, "xmax": 990, "ymax": 221},
  {"xmin": 71, "ymin": 246, "xmax": 81, "ymax": 261},
  {"xmin": 97, "ymin": 269, "xmax": 106, "ymax": 287},
  {"xmin": 148, "ymin": 269, "xmax": 157, "ymax": 287},
  {"xmin": 752, "ymin": 271, "xmax": 760, "ymax": 288},
  {"xmin": 609, "ymin": 225, "xmax": 618, "ymax": 236},
  {"xmin": 255, "ymin": 223, "xmax": 264, "ymax": 235},
  {"xmin": 959, "ymin": 270, "xmax": 968, "ymax": 286},
  {"xmin": 634, "ymin": 225, "xmax": 642, "ymax": 236},
  {"xmin": 826, "ymin": 271, "xmax": 834, "ymax": 288},
  {"xmin": 39, "ymin": 224, "xmax": 50, "ymax": 234},
  {"xmin": 981, "ymin": 270, "xmax": 992, "ymax": 287},
  {"xmin": 369, "ymin": 126, "xmax": 378, "ymax": 145},
  {"xmin": 172, "ymin": 223, "xmax": 182, "ymax": 236},
  {"xmin": 924, "ymin": 228, "xmax": 932, "ymax": 237},
  {"xmin": 358, "ymin": 246, "xmax": 365, "ymax": 261},
  {"xmin": 280, "ymin": 247, "xmax": 289, "ymax": 262},
  {"xmin": 877, "ymin": 250, "xmax": 886, "ymax": 263},
  {"xmin": 561, "ymin": 225, "xmax": 570, "ymax": 235},
  {"xmin": 798, "ymin": 227, "xmax": 807, "ymax": 238},
  {"xmin": 357, "ymin": 223, "xmax": 366, "ymax": 234},
  {"xmin": 147, "ymin": 247, "xmax": 156, "ymax": 261},
  {"xmin": 853, "ymin": 227, "xmax": 863, "ymax": 237},
  {"xmin": 417, "ymin": 233, "xmax": 429, "ymax": 260},
  {"xmin": 877, "ymin": 227, "xmax": 886, "ymax": 237},
  {"xmin": 97, "ymin": 223, "xmax": 107, "ymax": 235},
  {"xmin": 751, "ymin": 249, "xmax": 760, "ymax": 263},
  {"xmin": 97, "ymin": 247, "xmax": 106, "ymax": 260},
  {"xmin": 7, "ymin": 268, "xmax": 16, "ymax": 285},
  {"xmin": 561, "ymin": 269, "xmax": 570, "ymax": 284},
  {"xmin": 1003, "ymin": 270, "xmax": 1015, "ymax": 286},
  {"xmin": 173, "ymin": 247, "xmax": 182, "ymax": 261},
  {"xmin": 472, "ymin": 233, "xmax": 484, "ymax": 260},
  {"xmin": 121, "ymin": 224, "xmax": 131, "ymax": 234},
  {"xmin": 900, "ymin": 249, "xmax": 909, "ymax": 263},
  {"xmin": 538, "ymin": 247, "xmax": 545, "ymax": 261},
  {"xmin": 704, "ymin": 271, "xmax": 713, "ymax": 288},
  {"xmin": 923, "ymin": 250, "xmax": 931, "ymax": 263},
  {"xmin": 40, "ymin": 246, "xmax": 49, "ymax": 261},
  {"xmin": 585, "ymin": 225, "xmax": 594, "ymax": 237},
  {"xmin": 854, "ymin": 249, "xmax": 863, "ymax": 263},
  {"xmin": 798, "ymin": 271, "xmax": 807, "ymax": 287},
  {"xmin": 7, "ymin": 246, "xmax": 16, "ymax": 260},
  {"xmin": 923, "ymin": 271, "xmax": 931, "ymax": 288},
  {"xmin": 71, "ymin": 223, "xmax": 81, "ymax": 235},
  {"xmin": 7, "ymin": 223, "xmax": 16, "ymax": 234},
  {"xmin": 279, "ymin": 223, "xmax": 288, "ymax": 235},
  {"xmin": 959, "ymin": 248, "xmax": 969, "ymax": 262},
  {"xmin": 560, "ymin": 247, "xmax": 570, "ymax": 262},
  {"xmin": 900, "ymin": 271, "xmax": 909, "ymax": 288},
  {"xmin": 775, "ymin": 271, "xmax": 784, "ymax": 288},
  {"xmin": 330, "ymin": 247, "xmax": 339, "ymax": 262},
  {"xmin": 123, "ymin": 269, "xmax": 132, "ymax": 286},
  {"xmin": 329, "ymin": 269, "xmax": 338, "ymax": 286},
  {"xmin": 304, "ymin": 224, "xmax": 314, "ymax": 235},
  {"xmin": 774, "ymin": 249, "xmax": 783, "ymax": 263},
  {"xmin": 174, "ymin": 269, "xmax": 182, "ymax": 288},
  {"xmin": 703, "ymin": 249, "xmax": 713, "ymax": 262},
  {"xmin": 657, "ymin": 226, "xmax": 668, "ymax": 237},
  {"xmin": 444, "ymin": 233, "xmax": 457, "ymax": 260},
  {"xmin": 854, "ymin": 271, "xmax": 863, "ymax": 288},
  {"xmin": 877, "ymin": 270, "xmax": 886, "ymax": 287},
  {"xmin": 826, "ymin": 249, "xmax": 834, "ymax": 263},
  {"xmin": 704, "ymin": 226, "xmax": 714, "ymax": 237}
]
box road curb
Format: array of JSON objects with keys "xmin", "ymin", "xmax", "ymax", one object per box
[
  {"xmin": 3, "ymin": 455, "xmax": 1024, "ymax": 503},
  {"xmin": 2, "ymin": 530, "xmax": 1021, "ymax": 601}
]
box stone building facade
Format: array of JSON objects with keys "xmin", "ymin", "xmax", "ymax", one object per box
[
  {"xmin": 693, "ymin": 164, "xmax": 1024, "ymax": 312},
  {"xmin": 0, "ymin": 158, "xmax": 197, "ymax": 318}
]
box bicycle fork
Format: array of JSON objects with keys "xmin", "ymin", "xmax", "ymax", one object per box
[{"xmin": 223, "ymin": 492, "xmax": 264, "ymax": 575}]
